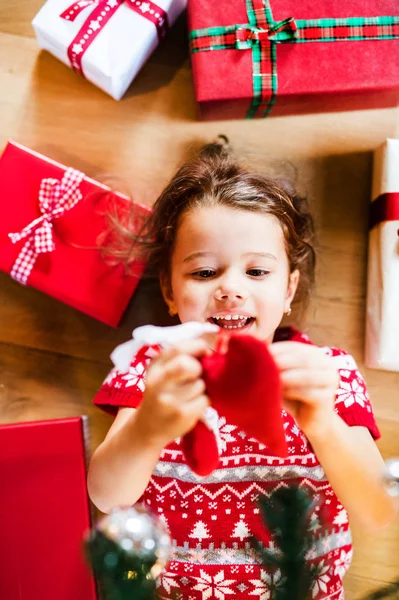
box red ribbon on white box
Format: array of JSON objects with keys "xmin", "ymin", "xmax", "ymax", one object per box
[
  {"xmin": 8, "ymin": 168, "xmax": 84, "ymax": 285},
  {"xmin": 369, "ymin": 192, "xmax": 399, "ymax": 231},
  {"xmin": 60, "ymin": 0, "xmax": 168, "ymax": 76}
]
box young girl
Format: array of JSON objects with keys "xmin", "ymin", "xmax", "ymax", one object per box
[{"xmin": 88, "ymin": 140, "xmax": 397, "ymax": 600}]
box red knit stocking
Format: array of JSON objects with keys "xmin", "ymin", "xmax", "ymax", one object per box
[{"xmin": 181, "ymin": 334, "xmax": 288, "ymax": 476}]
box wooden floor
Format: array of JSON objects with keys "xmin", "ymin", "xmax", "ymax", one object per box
[{"xmin": 1, "ymin": 2, "xmax": 399, "ymax": 597}]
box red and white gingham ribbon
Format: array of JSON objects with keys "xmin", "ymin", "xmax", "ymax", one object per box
[{"xmin": 8, "ymin": 168, "xmax": 84, "ymax": 285}]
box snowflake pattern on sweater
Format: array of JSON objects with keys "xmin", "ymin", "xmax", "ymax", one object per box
[{"xmin": 94, "ymin": 328, "xmax": 380, "ymax": 600}]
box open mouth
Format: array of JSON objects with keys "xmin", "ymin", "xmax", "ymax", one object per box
[{"xmin": 208, "ymin": 315, "xmax": 255, "ymax": 330}]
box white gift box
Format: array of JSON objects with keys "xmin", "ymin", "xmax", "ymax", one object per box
[
  {"xmin": 32, "ymin": 0, "xmax": 186, "ymax": 100},
  {"xmin": 365, "ymin": 138, "xmax": 399, "ymax": 372}
]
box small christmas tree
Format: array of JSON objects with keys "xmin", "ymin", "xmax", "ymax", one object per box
[
  {"xmin": 188, "ymin": 520, "xmax": 211, "ymax": 541},
  {"xmin": 232, "ymin": 519, "xmax": 252, "ymax": 542}
]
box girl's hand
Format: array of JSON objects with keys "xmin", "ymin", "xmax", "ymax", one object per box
[
  {"xmin": 269, "ymin": 341, "xmax": 340, "ymax": 439},
  {"xmin": 135, "ymin": 338, "xmax": 211, "ymax": 448}
]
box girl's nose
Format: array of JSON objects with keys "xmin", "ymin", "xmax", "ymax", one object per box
[
  {"xmin": 214, "ymin": 280, "xmax": 247, "ymax": 302},
  {"xmin": 215, "ymin": 289, "xmax": 245, "ymax": 301}
]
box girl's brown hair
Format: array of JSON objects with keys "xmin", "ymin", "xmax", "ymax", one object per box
[{"xmin": 107, "ymin": 137, "xmax": 316, "ymax": 309}]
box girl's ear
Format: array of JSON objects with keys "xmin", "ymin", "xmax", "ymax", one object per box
[
  {"xmin": 285, "ymin": 269, "xmax": 300, "ymax": 312},
  {"xmin": 160, "ymin": 274, "xmax": 178, "ymax": 317}
]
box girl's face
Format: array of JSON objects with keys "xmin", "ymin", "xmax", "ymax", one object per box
[{"xmin": 162, "ymin": 204, "xmax": 299, "ymax": 343}]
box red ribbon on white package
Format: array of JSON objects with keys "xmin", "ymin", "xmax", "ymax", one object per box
[
  {"xmin": 60, "ymin": 0, "xmax": 168, "ymax": 76},
  {"xmin": 8, "ymin": 168, "xmax": 84, "ymax": 285},
  {"xmin": 369, "ymin": 192, "xmax": 399, "ymax": 232}
]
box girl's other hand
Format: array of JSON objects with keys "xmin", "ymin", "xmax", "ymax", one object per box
[
  {"xmin": 135, "ymin": 338, "xmax": 211, "ymax": 448},
  {"xmin": 269, "ymin": 341, "xmax": 340, "ymax": 439}
]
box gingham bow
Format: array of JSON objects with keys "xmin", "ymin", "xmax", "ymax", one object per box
[{"xmin": 8, "ymin": 168, "xmax": 84, "ymax": 285}]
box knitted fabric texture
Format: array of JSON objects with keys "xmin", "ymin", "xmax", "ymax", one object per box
[{"xmin": 93, "ymin": 327, "xmax": 380, "ymax": 600}]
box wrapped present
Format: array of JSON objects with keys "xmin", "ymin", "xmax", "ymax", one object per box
[
  {"xmin": 188, "ymin": 0, "xmax": 399, "ymax": 120},
  {"xmin": 32, "ymin": 0, "xmax": 187, "ymax": 100},
  {"xmin": 0, "ymin": 141, "xmax": 151, "ymax": 326},
  {"xmin": 0, "ymin": 416, "xmax": 97, "ymax": 600},
  {"xmin": 365, "ymin": 138, "xmax": 399, "ymax": 372}
]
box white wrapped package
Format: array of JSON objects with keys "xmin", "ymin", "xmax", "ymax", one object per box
[
  {"xmin": 365, "ymin": 138, "xmax": 399, "ymax": 372},
  {"xmin": 32, "ymin": 0, "xmax": 186, "ymax": 100}
]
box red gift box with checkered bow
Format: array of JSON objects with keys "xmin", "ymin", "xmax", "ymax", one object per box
[
  {"xmin": 0, "ymin": 141, "xmax": 151, "ymax": 326},
  {"xmin": 188, "ymin": 0, "xmax": 399, "ymax": 120}
]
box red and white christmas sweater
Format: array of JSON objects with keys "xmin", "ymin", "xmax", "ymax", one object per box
[{"xmin": 94, "ymin": 327, "xmax": 380, "ymax": 600}]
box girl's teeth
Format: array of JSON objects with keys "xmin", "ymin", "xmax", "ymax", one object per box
[
  {"xmin": 213, "ymin": 315, "xmax": 247, "ymax": 321},
  {"xmin": 211, "ymin": 316, "xmax": 253, "ymax": 329}
]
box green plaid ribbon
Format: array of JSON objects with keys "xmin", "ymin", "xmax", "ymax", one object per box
[{"xmin": 189, "ymin": 0, "xmax": 399, "ymax": 118}]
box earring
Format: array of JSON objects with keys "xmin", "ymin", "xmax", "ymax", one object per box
[
  {"xmin": 168, "ymin": 304, "xmax": 178, "ymax": 317},
  {"xmin": 285, "ymin": 307, "xmax": 292, "ymax": 316}
]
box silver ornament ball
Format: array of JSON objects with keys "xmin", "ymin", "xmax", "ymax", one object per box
[
  {"xmin": 384, "ymin": 458, "xmax": 399, "ymax": 497},
  {"xmin": 96, "ymin": 504, "xmax": 172, "ymax": 577}
]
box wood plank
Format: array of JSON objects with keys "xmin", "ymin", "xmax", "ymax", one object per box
[
  {"xmin": 0, "ymin": 273, "xmax": 175, "ymax": 363},
  {"xmin": 0, "ymin": 1, "xmax": 42, "ymax": 37},
  {"xmin": 0, "ymin": 342, "xmax": 112, "ymax": 452},
  {"xmin": 344, "ymin": 574, "xmax": 398, "ymax": 599},
  {"xmin": 349, "ymin": 520, "xmax": 399, "ymax": 587},
  {"xmin": 375, "ymin": 418, "xmax": 399, "ymax": 458}
]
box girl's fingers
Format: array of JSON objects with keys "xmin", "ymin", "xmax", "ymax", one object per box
[
  {"xmin": 154, "ymin": 353, "xmax": 204, "ymax": 386},
  {"xmin": 152, "ymin": 345, "xmax": 181, "ymax": 366},
  {"xmin": 170, "ymin": 338, "xmax": 212, "ymax": 359},
  {"xmin": 282, "ymin": 386, "xmax": 334, "ymax": 405},
  {"xmin": 280, "ymin": 367, "xmax": 339, "ymax": 389},
  {"xmin": 157, "ymin": 389, "xmax": 210, "ymax": 421},
  {"xmin": 270, "ymin": 342, "xmax": 340, "ymax": 392},
  {"xmin": 150, "ymin": 338, "xmax": 210, "ymax": 371},
  {"xmin": 171, "ymin": 378, "xmax": 207, "ymax": 402},
  {"xmin": 181, "ymin": 394, "xmax": 210, "ymax": 419},
  {"xmin": 270, "ymin": 342, "xmax": 328, "ymax": 370}
]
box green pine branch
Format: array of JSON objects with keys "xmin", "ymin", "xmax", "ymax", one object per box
[
  {"xmin": 252, "ymin": 486, "xmax": 317, "ymax": 600},
  {"xmin": 85, "ymin": 530, "xmax": 157, "ymax": 600}
]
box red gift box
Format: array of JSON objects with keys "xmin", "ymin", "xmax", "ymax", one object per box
[
  {"xmin": 0, "ymin": 416, "xmax": 97, "ymax": 600},
  {"xmin": 0, "ymin": 141, "xmax": 151, "ymax": 326},
  {"xmin": 188, "ymin": 0, "xmax": 399, "ymax": 120}
]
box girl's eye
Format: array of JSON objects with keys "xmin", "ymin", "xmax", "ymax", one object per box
[
  {"xmin": 192, "ymin": 269, "xmax": 216, "ymax": 279},
  {"xmin": 247, "ymin": 269, "xmax": 270, "ymax": 277}
]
